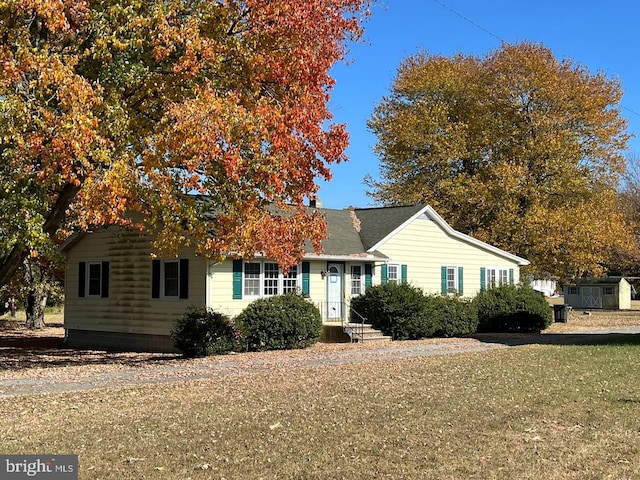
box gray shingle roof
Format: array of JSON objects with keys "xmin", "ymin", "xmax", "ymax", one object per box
[
  {"xmin": 303, "ymin": 207, "xmax": 369, "ymax": 257},
  {"xmin": 192, "ymin": 197, "xmax": 367, "ymax": 256},
  {"xmin": 303, "ymin": 204, "xmax": 425, "ymax": 257},
  {"xmin": 192, "ymin": 196, "xmax": 425, "ymax": 253},
  {"xmin": 571, "ymin": 277, "xmax": 627, "ymax": 285},
  {"xmin": 353, "ymin": 204, "xmax": 425, "ymax": 251},
  {"xmin": 62, "ymin": 197, "xmax": 527, "ymax": 265}
]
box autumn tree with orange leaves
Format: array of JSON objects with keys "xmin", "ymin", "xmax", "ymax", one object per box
[
  {"xmin": 0, "ymin": 0, "xmax": 370, "ymax": 304},
  {"xmin": 367, "ymin": 42, "xmax": 633, "ymax": 280}
]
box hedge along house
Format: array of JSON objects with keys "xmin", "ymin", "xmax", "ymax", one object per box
[
  {"xmin": 61, "ymin": 203, "xmax": 529, "ymax": 352},
  {"xmin": 563, "ymin": 277, "xmax": 632, "ymax": 310}
]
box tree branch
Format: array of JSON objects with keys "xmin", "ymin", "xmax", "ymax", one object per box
[
  {"xmin": 0, "ymin": 181, "xmax": 82, "ymax": 289},
  {"xmin": 42, "ymin": 181, "xmax": 83, "ymax": 236}
]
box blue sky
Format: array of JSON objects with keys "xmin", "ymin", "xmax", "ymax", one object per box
[{"xmin": 319, "ymin": 0, "xmax": 640, "ymax": 209}]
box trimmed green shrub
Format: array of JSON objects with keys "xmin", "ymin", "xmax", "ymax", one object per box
[
  {"xmin": 350, "ymin": 282, "xmax": 436, "ymax": 340},
  {"xmin": 475, "ymin": 283, "xmax": 553, "ymax": 333},
  {"xmin": 236, "ymin": 293, "xmax": 322, "ymax": 351},
  {"xmin": 430, "ymin": 294, "xmax": 479, "ymax": 337},
  {"xmin": 171, "ymin": 306, "xmax": 243, "ymax": 357}
]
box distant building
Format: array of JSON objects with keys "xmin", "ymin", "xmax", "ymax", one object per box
[
  {"xmin": 529, "ymin": 276, "xmax": 558, "ymax": 297},
  {"xmin": 563, "ymin": 277, "xmax": 631, "ymax": 310}
]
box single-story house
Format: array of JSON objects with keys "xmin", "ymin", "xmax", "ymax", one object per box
[
  {"xmin": 563, "ymin": 277, "xmax": 632, "ymax": 310},
  {"xmin": 61, "ymin": 203, "xmax": 529, "ymax": 352},
  {"xmin": 528, "ymin": 275, "xmax": 559, "ymax": 297}
]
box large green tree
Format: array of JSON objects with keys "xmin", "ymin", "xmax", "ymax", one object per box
[
  {"xmin": 367, "ymin": 41, "xmax": 633, "ymax": 279},
  {"xmin": 0, "ymin": 0, "xmax": 370, "ymax": 296}
]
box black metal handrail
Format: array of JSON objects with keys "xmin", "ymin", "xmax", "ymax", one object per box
[
  {"xmin": 317, "ymin": 300, "xmax": 369, "ymax": 342},
  {"xmin": 345, "ymin": 303, "xmax": 367, "ymax": 343}
]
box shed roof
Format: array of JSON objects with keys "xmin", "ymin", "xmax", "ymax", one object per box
[{"xmin": 570, "ymin": 277, "xmax": 629, "ymax": 285}]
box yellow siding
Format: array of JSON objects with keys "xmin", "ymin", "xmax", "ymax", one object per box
[
  {"xmin": 309, "ymin": 262, "xmax": 328, "ymax": 303},
  {"xmin": 207, "ymin": 258, "xmax": 329, "ymax": 317},
  {"xmin": 65, "ymin": 210, "xmax": 524, "ymax": 336},
  {"xmin": 206, "ymin": 259, "xmax": 238, "ymax": 317},
  {"xmin": 64, "ymin": 229, "xmax": 206, "ymax": 335},
  {"xmin": 375, "ymin": 216, "xmax": 521, "ymax": 296}
]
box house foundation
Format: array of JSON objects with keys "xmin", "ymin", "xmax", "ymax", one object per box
[{"xmin": 65, "ymin": 329, "xmax": 178, "ymax": 353}]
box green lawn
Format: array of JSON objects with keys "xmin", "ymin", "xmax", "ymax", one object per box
[{"xmin": 2, "ymin": 336, "xmax": 640, "ymax": 479}]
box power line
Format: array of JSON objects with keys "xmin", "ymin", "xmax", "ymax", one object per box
[
  {"xmin": 432, "ymin": 0, "xmax": 640, "ymax": 120},
  {"xmin": 432, "ymin": 0, "xmax": 504, "ymax": 43},
  {"xmin": 622, "ymin": 105, "xmax": 640, "ymax": 118}
]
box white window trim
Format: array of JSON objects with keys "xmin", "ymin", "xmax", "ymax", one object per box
[
  {"xmin": 86, "ymin": 261, "xmax": 103, "ymax": 298},
  {"xmin": 280, "ymin": 263, "xmax": 299, "ymax": 295},
  {"xmin": 350, "ymin": 264, "xmax": 365, "ymax": 297},
  {"xmin": 243, "ymin": 262, "xmax": 261, "ymax": 298},
  {"xmin": 161, "ymin": 259, "xmax": 180, "ymax": 299},
  {"xmin": 387, "ymin": 263, "xmax": 400, "ymax": 283},
  {"xmin": 243, "ymin": 261, "xmax": 301, "ymax": 299},
  {"xmin": 445, "ymin": 266, "xmax": 459, "ymax": 295},
  {"xmin": 485, "ymin": 267, "xmax": 509, "ymax": 288},
  {"xmin": 603, "ymin": 286, "xmax": 615, "ymax": 296}
]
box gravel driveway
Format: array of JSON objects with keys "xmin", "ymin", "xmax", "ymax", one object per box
[{"xmin": 3, "ymin": 325, "xmax": 640, "ymax": 398}]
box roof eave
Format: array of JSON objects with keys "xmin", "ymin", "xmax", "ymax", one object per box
[
  {"xmin": 302, "ymin": 253, "xmax": 384, "ymax": 262},
  {"xmin": 366, "ymin": 205, "xmax": 529, "ymax": 266}
]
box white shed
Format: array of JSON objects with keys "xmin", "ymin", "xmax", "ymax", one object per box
[{"xmin": 563, "ymin": 277, "xmax": 631, "ymax": 310}]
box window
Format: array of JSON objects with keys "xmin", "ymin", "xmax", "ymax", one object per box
[
  {"xmin": 486, "ymin": 267, "xmax": 509, "ymax": 287},
  {"xmin": 441, "ymin": 266, "xmax": 463, "ymax": 295},
  {"xmin": 603, "ymin": 286, "xmax": 614, "ymax": 296},
  {"xmin": 244, "ymin": 262, "xmax": 261, "ymax": 296},
  {"xmin": 263, "ymin": 262, "xmax": 280, "ymax": 295},
  {"xmin": 283, "ymin": 265, "xmax": 299, "ymax": 294},
  {"xmin": 387, "ymin": 264, "xmax": 399, "ymax": 283},
  {"xmin": 152, "ymin": 259, "xmax": 188, "ymax": 299},
  {"xmin": 162, "ymin": 260, "xmax": 180, "ymax": 298},
  {"xmin": 79, "ymin": 261, "xmax": 109, "ymax": 298},
  {"xmin": 446, "ymin": 266, "xmax": 457, "ymax": 293},
  {"xmin": 87, "ymin": 262, "xmax": 102, "ymax": 297},
  {"xmin": 383, "ymin": 263, "xmax": 407, "ymax": 285},
  {"xmin": 241, "ymin": 261, "xmax": 300, "ymax": 298},
  {"xmin": 568, "ymin": 286, "xmax": 579, "ymax": 295},
  {"xmin": 351, "ymin": 265, "xmax": 364, "ymax": 296}
]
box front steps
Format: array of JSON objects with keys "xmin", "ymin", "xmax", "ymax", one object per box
[{"xmin": 343, "ymin": 323, "xmax": 392, "ymax": 343}]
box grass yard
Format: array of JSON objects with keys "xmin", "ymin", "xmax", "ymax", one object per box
[{"xmin": 2, "ymin": 309, "xmax": 640, "ymax": 479}]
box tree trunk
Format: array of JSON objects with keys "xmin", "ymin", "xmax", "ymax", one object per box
[{"xmin": 25, "ymin": 287, "xmax": 47, "ymax": 329}]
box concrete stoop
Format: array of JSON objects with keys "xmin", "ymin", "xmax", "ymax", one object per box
[{"xmin": 344, "ymin": 323, "xmax": 392, "ymax": 343}]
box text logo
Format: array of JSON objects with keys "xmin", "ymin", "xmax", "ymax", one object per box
[{"xmin": 0, "ymin": 455, "xmax": 77, "ymax": 479}]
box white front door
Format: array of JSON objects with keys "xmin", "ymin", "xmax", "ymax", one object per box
[{"xmin": 326, "ymin": 263, "xmax": 343, "ymax": 320}]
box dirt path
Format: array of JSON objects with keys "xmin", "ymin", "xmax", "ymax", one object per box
[
  {"xmin": 0, "ymin": 337, "xmax": 506, "ymax": 398},
  {"xmin": 2, "ymin": 317, "xmax": 640, "ymax": 398}
]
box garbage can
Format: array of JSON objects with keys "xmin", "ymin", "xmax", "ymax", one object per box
[{"xmin": 553, "ymin": 304, "xmax": 568, "ymax": 323}]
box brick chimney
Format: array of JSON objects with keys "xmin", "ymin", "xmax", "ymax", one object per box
[{"xmin": 309, "ymin": 195, "xmax": 322, "ymax": 208}]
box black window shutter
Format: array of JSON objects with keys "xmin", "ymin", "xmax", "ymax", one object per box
[
  {"xmin": 78, "ymin": 262, "xmax": 86, "ymax": 298},
  {"xmin": 179, "ymin": 259, "xmax": 189, "ymax": 299},
  {"xmin": 101, "ymin": 261, "xmax": 110, "ymax": 298},
  {"xmin": 152, "ymin": 260, "xmax": 161, "ymax": 298}
]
